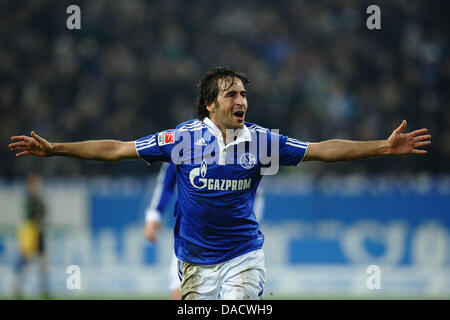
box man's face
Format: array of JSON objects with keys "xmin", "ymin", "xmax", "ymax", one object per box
[{"xmin": 207, "ymin": 77, "xmax": 248, "ymax": 132}]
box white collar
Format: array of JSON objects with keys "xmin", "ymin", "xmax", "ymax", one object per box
[{"xmin": 202, "ymin": 117, "xmax": 252, "ymax": 147}]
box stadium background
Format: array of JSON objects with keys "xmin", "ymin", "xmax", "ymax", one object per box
[{"xmin": 0, "ymin": 0, "xmax": 449, "ymax": 299}]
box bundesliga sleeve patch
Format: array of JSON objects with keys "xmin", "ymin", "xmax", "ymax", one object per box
[{"xmin": 158, "ymin": 131, "xmax": 175, "ymax": 146}]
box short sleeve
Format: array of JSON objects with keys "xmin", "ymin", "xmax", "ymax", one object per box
[
  {"xmin": 135, "ymin": 130, "xmax": 177, "ymax": 165},
  {"xmin": 279, "ymin": 135, "xmax": 309, "ymax": 167}
]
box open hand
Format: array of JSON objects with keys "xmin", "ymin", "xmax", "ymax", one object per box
[
  {"xmin": 387, "ymin": 120, "xmax": 431, "ymax": 155},
  {"xmin": 9, "ymin": 131, "xmax": 54, "ymax": 157}
]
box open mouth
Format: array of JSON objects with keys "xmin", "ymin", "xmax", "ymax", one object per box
[{"xmin": 233, "ymin": 111, "xmax": 245, "ymax": 121}]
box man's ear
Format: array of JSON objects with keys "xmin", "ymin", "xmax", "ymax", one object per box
[{"xmin": 206, "ymin": 101, "xmax": 215, "ymax": 115}]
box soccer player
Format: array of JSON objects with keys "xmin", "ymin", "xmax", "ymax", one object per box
[
  {"xmin": 14, "ymin": 173, "xmax": 49, "ymax": 299},
  {"xmin": 144, "ymin": 161, "xmax": 265, "ymax": 300},
  {"xmin": 9, "ymin": 67, "xmax": 431, "ymax": 300}
]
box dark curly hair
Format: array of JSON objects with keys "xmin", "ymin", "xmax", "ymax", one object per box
[{"xmin": 195, "ymin": 67, "xmax": 249, "ymax": 120}]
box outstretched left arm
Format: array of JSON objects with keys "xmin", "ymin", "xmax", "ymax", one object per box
[{"xmin": 304, "ymin": 120, "xmax": 431, "ymax": 162}]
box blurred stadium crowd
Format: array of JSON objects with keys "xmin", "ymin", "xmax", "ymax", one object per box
[{"xmin": 1, "ymin": 0, "xmax": 448, "ymax": 178}]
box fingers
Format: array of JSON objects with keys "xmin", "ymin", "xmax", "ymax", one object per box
[
  {"xmin": 9, "ymin": 141, "xmax": 33, "ymax": 157},
  {"xmin": 414, "ymin": 141, "xmax": 431, "ymax": 148},
  {"xmin": 410, "ymin": 135, "xmax": 431, "ymax": 154},
  {"xmin": 31, "ymin": 131, "xmax": 44, "ymax": 148},
  {"xmin": 414, "ymin": 134, "xmax": 431, "ymax": 142},
  {"xmin": 16, "ymin": 150, "xmax": 30, "ymax": 157},
  {"xmin": 31, "ymin": 131, "xmax": 54, "ymax": 150},
  {"xmin": 10, "ymin": 135, "xmax": 33, "ymax": 142},
  {"xmin": 410, "ymin": 128, "xmax": 428, "ymax": 137},
  {"xmin": 8, "ymin": 141, "xmax": 28, "ymax": 150},
  {"xmin": 395, "ymin": 120, "xmax": 407, "ymax": 133},
  {"xmin": 9, "ymin": 131, "xmax": 52, "ymax": 158},
  {"xmin": 31, "ymin": 131, "xmax": 43, "ymax": 143},
  {"xmin": 10, "ymin": 132, "xmax": 45, "ymax": 145}
]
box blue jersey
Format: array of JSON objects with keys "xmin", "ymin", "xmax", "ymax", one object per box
[
  {"xmin": 136, "ymin": 117, "xmax": 309, "ymax": 265},
  {"xmin": 146, "ymin": 162, "xmax": 265, "ymax": 223}
]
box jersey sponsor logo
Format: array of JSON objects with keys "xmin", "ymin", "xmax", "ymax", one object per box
[
  {"xmin": 189, "ymin": 159, "xmax": 252, "ymax": 191},
  {"xmin": 189, "ymin": 160, "xmax": 208, "ymax": 189},
  {"xmin": 240, "ymin": 153, "xmax": 256, "ymax": 169},
  {"xmin": 158, "ymin": 131, "xmax": 175, "ymax": 146}
]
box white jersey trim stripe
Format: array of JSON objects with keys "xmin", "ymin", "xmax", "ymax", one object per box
[
  {"xmin": 136, "ymin": 137, "xmax": 155, "ymax": 146},
  {"xmin": 287, "ymin": 138, "xmax": 308, "ymax": 147},
  {"xmin": 296, "ymin": 143, "xmax": 310, "ymax": 167},
  {"xmin": 136, "ymin": 139, "xmax": 156, "ymax": 148},
  {"xmin": 181, "ymin": 121, "xmax": 205, "ymax": 128},
  {"xmin": 286, "ymin": 140, "xmax": 308, "ymax": 148},
  {"xmin": 179, "ymin": 121, "xmax": 203, "ymax": 130},
  {"xmin": 249, "ymin": 128, "xmax": 267, "ymax": 133},
  {"xmin": 182, "ymin": 121, "xmax": 201, "ymax": 127},
  {"xmin": 286, "ymin": 141, "xmax": 308, "ymax": 149},
  {"xmin": 248, "ymin": 124, "xmax": 265, "ymax": 130},
  {"xmin": 179, "ymin": 125, "xmax": 204, "ymax": 131},
  {"xmin": 137, "ymin": 142, "xmax": 156, "ymax": 151},
  {"xmin": 179, "ymin": 124, "xmax": 205, "ymax": 132},
  {"xmin": 134, "ymin": 141, "xmax": 152, "ymax": 166}
]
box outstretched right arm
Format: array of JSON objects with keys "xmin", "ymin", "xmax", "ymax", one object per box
[{"xmin": 9, "ymin": 131, "xmax": 138, "ymax": 161}]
